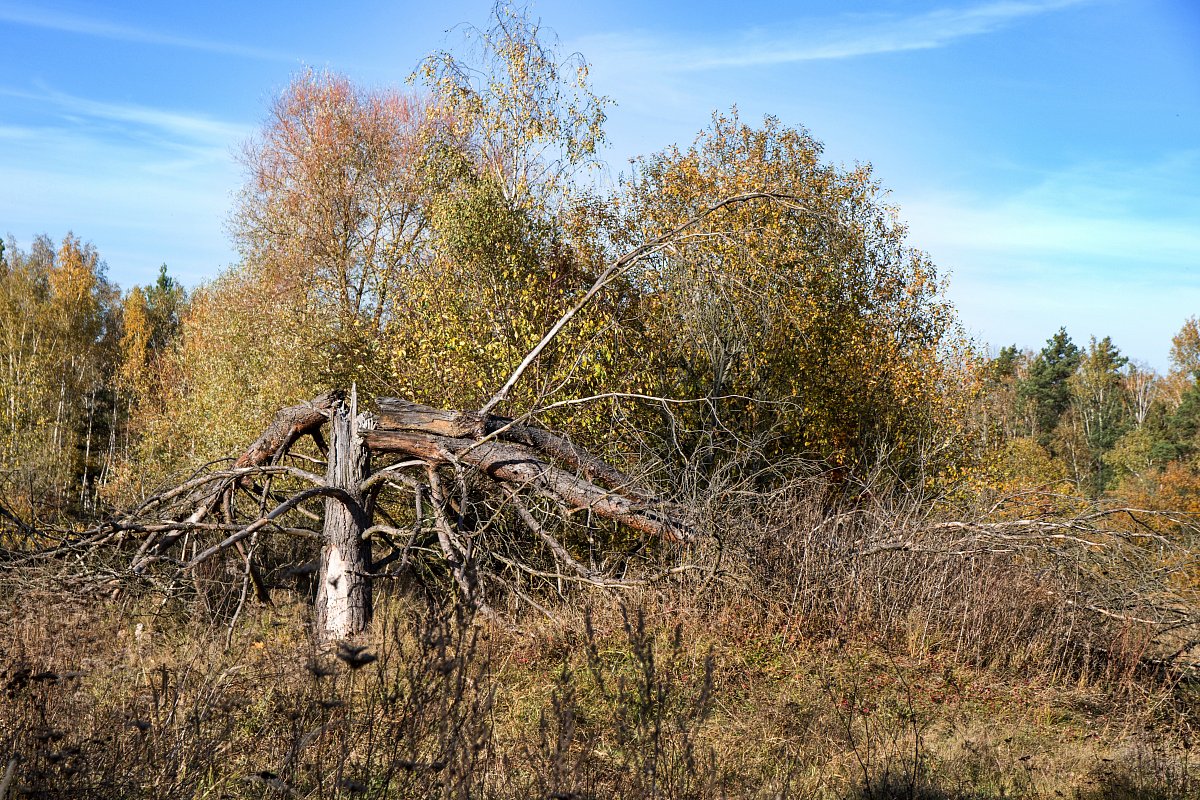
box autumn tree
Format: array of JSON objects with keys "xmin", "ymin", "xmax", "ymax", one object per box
[
  {"xmin": 389, "ymin": 1, "xmax": 615, "ymax": 414},
  {"xmin": 119, "ymin": 72, "xmax": 437, "ymax": 499},
  {"xmin": 977, "ymin": 345, "xmax": 1032, "ymax": 447},
  {"xmin": 1122, "ymin": 360, "xmax": 1159, "ymax": 429},
  {"xmin": 1171, "ymin": 316, "xmax": 1200, "ymax": 379},
  {"xmin": 607, "ymin": 110, "xmax": 971, "ymax": 480},
  {"xmin": 0, "ymin": 234, "xmax": 119, "ymax": 520},
  {"xmin": 232, "ymin": 69, "xmax": 433, "ymax": 394},
  {"xmin": 414, "ymin": 2, "xmax": 608, "ymax": 216},
  {"xmin": 120, "ymin": 265, "xmax": 184, "ymax": 392}
]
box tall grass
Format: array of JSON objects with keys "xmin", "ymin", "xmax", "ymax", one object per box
[{"xmin": 1, "ymin": 469, "xmax": 1197, "ymax": 798}]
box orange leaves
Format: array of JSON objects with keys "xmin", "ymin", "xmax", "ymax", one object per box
[
  {"xmin": 119, "ymin": 287, "xmax": 153, "ymax": 390},
  {"xmin": 234, "ymin": 69, "xmax": 433, "ymax": 333}
]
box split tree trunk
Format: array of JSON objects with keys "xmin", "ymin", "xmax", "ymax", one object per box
[
  {"xmin": 315, "ymin": 397, "xmax": 373, "ymax": 641},
  {"xmin": 367, "ymin": 398, "xmax": 694, "ymax": 542}
]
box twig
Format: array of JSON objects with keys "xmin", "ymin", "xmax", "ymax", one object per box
[{"xmin": 479, "ymin": 192, "xmax": 804, "ymax": 415}]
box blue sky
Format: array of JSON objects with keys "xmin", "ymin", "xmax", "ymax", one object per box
[{"xmin": 0, "ymin": 0, "xmax": 1196, "ymax": 370}]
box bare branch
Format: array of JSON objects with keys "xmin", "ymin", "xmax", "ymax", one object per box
[
  {"xmin": 183, "ymin": 486, "xmax": 360, "ymax": 570},
  {"xmin": 479, "ymin": 192, "xmax": 803, "ymax": 416}
]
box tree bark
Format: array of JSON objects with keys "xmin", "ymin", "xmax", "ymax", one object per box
[
  {"xmin": 375, "ymin": 398, "xmax": 648, "ymax": 497},
  {"xmin": 364, "ymin": 428, "xmax": 693, "ymax": 542},
  {"xmin": 315, "ymin": 397, "xmax": 373, "ymax": 641},
  {"xmin": 234, "ymin": 390, "xmax": 341, "ymax": 474}
]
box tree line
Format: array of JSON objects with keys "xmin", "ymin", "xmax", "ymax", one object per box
[
  {"xmin": 0, "ymin": 4, "xmax": 1194, "ymax": 537},
  {"xmin": 977, "ymin": 322, "xmax": 1200, "ymax": 514}
]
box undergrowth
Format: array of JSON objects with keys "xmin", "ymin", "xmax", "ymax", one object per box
[
  {"xmin": 1, "ymin": 584, "xmax": 1197, "ymax": 799},
  {"xmin": 2, "ymin": 478, "xmax": 1197, "ymax": 798}
]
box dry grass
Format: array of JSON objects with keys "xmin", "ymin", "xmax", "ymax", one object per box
[
  {"xmin": 2, "ymin": 473, "xmax": 1198, "ymax": 798},
  {"xmin": 1, "ymin": 580, "xmax": 1197, "ymax": 799}
]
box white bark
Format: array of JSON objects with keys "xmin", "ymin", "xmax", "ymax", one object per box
[{"xmin": 315, "ymin": 395, "xmax": 374, "ymax": 641}]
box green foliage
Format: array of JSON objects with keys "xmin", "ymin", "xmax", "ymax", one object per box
[
  {"xmin": 1069, "ymin": 336, "xmax": 1132, "ymax": 492},
  {"xmin": 1018, "ymin": 327, "xmax": 1082, "ymax": 447},
  {"xmin": 1104, "ymin": 426, "xmax": 1160, "ymax": 485},
  {"xmin": 1166, "ymin": 380, "xmax": 1200, "ymax": 458},
  {"xmin": 612, "ymin": 110, "xmax": 971, "ymax": 476},
  {"xmin": 990, "ymin": 344, "xmax": 1020, "ymax": 381}
]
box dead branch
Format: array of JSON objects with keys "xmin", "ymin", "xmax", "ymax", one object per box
[
  {"xmin": 233, "ymin": 389, "xmax": 342, "ymax": 475},
  {"xmin": 183, "ymin": 485, "xmax": 361, "ymax": 569},
  {"xmin": 365, "ymin": 428, "xmax": 693, "ymax": 542}
]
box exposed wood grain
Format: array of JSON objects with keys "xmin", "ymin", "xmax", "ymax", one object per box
[
  {"xmin": 375, "ymin": 397, "xmax": 644, "ymax": 498},
  {"xmin": 364, "ymin": 428, "xmax": 693, "ymax": 542}
]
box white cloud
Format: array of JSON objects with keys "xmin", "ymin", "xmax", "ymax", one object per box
[
  {"xmin": 0, "ymin": 85, "xmax": 247, "ymax": 286},
  {"xmin": 901, "ymin": 152, "xmax": 1200, "ymax": 270},
  {"xmin": 0, "ymin": 3, "xmax": 291, "ymax": 60},
  {"xmin": 577, "ymin": 0, "xmax": 1089, "ymax": 76},
  {"xmin": 895, "ymin": 151, "xmax": 1200, "ymax": 369},
  {"xmin": 0, "ymin": 86, "xmax": 251, "ymax": 146}
]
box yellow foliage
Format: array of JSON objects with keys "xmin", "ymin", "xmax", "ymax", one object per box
[{"xmin": 608, "ymin": 110, "xmax": 975, "ymax": 478}]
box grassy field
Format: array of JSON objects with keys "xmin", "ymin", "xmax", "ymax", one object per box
[{"xmin": 3, "ymin": 564, "xmax": 1197, "ymax": 799}]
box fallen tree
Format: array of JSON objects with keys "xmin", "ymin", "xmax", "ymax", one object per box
[
  {"xmin": 2, "ymin": 194, "xmax": 802, "ymax": 641},
  {"xmin": 2, "ymin": 389, "xmax": 694, "ymax": 642}
]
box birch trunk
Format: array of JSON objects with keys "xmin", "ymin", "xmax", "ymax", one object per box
[{"xmin": 315, "ymin": 397, "xmax": 373, "ymax": 641}]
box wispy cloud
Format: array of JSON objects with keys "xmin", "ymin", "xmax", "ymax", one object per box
[
  {"xmin": 579, "ymin": 0, "xmax": 1089, "ymax": 75},
  {"xmin": 0, "ymin": 85, "xmax": 251, "ymax": 151},
  {"xmin": 0, "ymin": 3, "xmax": 291, "ymax": 60},
  {"xmin": 898, "ymin": 151, "xmax": 1200, "ymax": 367},
  {"xmin": 694, "ymin": 0, "xmax": 1089, "ymax": 69},
  {"xmin": 902, "ymin": 151, "xmax": 1200, "ymax": 270},
  {"xmin": 0, "ymin": 84, "xmax": 248, "ymax": 284}
]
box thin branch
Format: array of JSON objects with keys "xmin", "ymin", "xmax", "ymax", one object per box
[
  {"xmin": 183, "ymin": 486, "xmax": 360, "ymax": 570},
  {"xmin": 479, "ymin": 192, "xmax": 803, "ymax": 415}
]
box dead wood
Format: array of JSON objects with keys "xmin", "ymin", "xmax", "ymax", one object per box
[
  {"xmin": 315, "ymin": 400, "xmax": 373, "ymax": 640},
  {"xmin": 363, "ymin": 428, "xmax": 693, "ymax": 542},
  {"xmin": 375, "ymin": 398, "xmax": 648, "ymax": 498},
  {"xmin": 129, "ymin": 392, "xmax": 340, "ymax": 573},
  {"xmin": 234, "ymin": 389, "xmax": 342, "ymax": 474},
  {"xmin": 2, "ymin": 388, "xmax": 696, "ymax": 636}
]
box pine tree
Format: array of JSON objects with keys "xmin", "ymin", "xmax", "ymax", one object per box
[{"xmin": 1019, "ymin": 328, "xmax": 1081, "ymax": 446}]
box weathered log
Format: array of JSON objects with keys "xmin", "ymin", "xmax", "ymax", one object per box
[
  {"xmin": 363, "ymin": 428, "xmax": 693, "ymax": 542},
  {"xmin": 375, "ymin": 398, "xmax": 645, "ymax": 498},
  {"xmin": 234, "ymin": 389, "xmax": 342, "ymax": 473},
  {"xmin": 376, "ymin": 398, "xmax": 489, "ymax": 438}
]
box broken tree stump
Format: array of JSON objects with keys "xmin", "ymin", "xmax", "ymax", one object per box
[{"xmin": 315, "ymin": 396, "xmax": 374, "ymax": 641}]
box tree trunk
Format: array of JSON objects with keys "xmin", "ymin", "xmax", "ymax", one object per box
[
  {"xmin": 364, "ymin": 428, "xmax": 693, "ymax": 542},
  {"xmin": 315, "ymin": 396, "xmax": 373, "ymax": 641}
]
